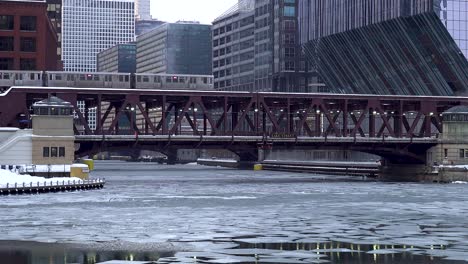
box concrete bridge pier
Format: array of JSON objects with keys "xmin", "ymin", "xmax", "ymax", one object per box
[
  {"xmin": 379, "ymin": 161, "xmax": 431, "ymax": 182},
  {"xmin": 229, "ymin": 148, "xmax": 259, "ymax": 169},
  {"xmin": 161, "ymin": 149, "xmax": 178, "ymax": 165}
]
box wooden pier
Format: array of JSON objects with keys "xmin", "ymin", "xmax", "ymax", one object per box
[{"xmin": 0, "ymin": 179, "xmax": 106, "ymax": 196}]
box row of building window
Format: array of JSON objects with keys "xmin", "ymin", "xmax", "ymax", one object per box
[
  {"xmin": 0, "ymin": 15, "xmax": 36, "ymax": 31},
  {"xmin": 43, "ymin": 147, "xmax": 66, "ymax": 158},
  {"xmin": 0, "ymin": 37, "xmax": 36, "ymax": 52},
  {"xmin": 0, "ymin": 58, "xmax": 36, "ymax": 70}
]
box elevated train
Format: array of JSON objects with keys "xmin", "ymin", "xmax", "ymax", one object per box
[{"xmin": 0, "ymin": 71, "xmax": 214, "ymax": 91}]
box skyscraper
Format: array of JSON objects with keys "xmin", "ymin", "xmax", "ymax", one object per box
[
  {"xmin": 299, "ymin": 0, "xmax": 468, "ymax": 96},
  {"xmin": 213, "ymin": 0, "xmax": 317, "ymax": 92},
  {"xmin": 135, "ymin": 0, "xmax": 151, "ymax": 20},
  {"xmin": 62, "ymin": 0, "xmax": 135, "ymax": 72},
  {"xmin": 137, "ymin": 22, "xmax": 212, "ymax": 75}
]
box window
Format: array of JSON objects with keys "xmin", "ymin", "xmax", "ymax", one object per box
[
  {"xmin": 20, "ymin": 16, "xmax": 37, "ymax": 31},
  {"xmin": 51, "ymin": 147, "xmax": 58, "ymax": 157},
  {"xmin": 20, "ymin": 37, "xmax": 36, "ymax": 52},
  {"xmin": 285, "ymin": 47, "xmax": 295, "ymax": 58},
  {"xmin": 460, "ymin": 149, "xmax": 465, "ymax": 159},
  {"xmin": 0, "ymin": 15, "xmax": 14, "ymax": 30},
  {"xmin": 0, "ymin": 37, "xmax": 14, "ymax": 51},
  {"xmin": 59, "ymin": 147, "xmax": 65, "ymax": 157},
  {"xmin": 43, "ymin": 147, "xmax": 50, "ymax": 158},
  {"xmin": 284, "ymin": 6, "xmax": 295, "ymax": 17},
  {"xmin": 20, "ymin": 59, "xmax": 36, "ymax": 70},
  {"xmin": 0, "ymin": 58, "xmax": 13, "ymax": 70},
  {"xmin": 444, "ymin": 149, "xmax": 448, "ymax": 158}
]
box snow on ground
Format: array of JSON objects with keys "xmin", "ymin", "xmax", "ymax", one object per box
[{"xmin": 0, "ymin": 169, "xmax": 83, "ymax": 188}]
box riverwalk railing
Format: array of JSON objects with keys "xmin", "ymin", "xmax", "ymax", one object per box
[{"xmin": 0, "ymin": 178, "xmax": 106, "ymax": 195}]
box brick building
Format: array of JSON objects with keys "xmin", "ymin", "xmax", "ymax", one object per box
[{"xmin": 0, "ymin": 0, "xmax": 60, "ymax": 70}]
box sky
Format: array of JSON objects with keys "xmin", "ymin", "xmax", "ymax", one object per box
[{"xmin": 151, "ymin": 0, "xmax": 239, "ymax": 24}]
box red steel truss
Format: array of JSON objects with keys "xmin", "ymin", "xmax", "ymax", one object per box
[{"xmin": 0, "ymin": 87, "xmax": 466, "ymax": 138}]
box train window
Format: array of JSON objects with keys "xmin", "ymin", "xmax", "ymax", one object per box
[
  {"xmin": 3, "ymin": 73, "xmax": 9, "ymax": 80},
  {"xmin": 0, "ymin": 74, "xmax": 2, "ymax": 80},
  {"xmin": 93, "ymin": 75, "xmax": 99, "ymax": 81},
  {"xmin": 203, "ymin": 77, "xmax": 208, "ymax": 84},
  {"xmin": 30, "ymin": 73, "xmax": 35, "ymax": 80},
  {"xmin": 154, "ymin": 76, "xmax": 161, "ymax": 82},
  {"xmin": 166, "ymin": 77, "xmax": 172, "ymax": 83},
  {"xmin": 86, "ymin": 75, "xmax": 92, "ymax": 81},
  {"xmin": 210, "ymin": 78, "xmax": 213, "ymax": 84},
  {"xmin": 37, "ymin": 73, "xmax": 41, "ymax": 80},
  {"xmin": 49, "ymin": 74, "xmax": 53, "ymax": 80},
  {"xmin": 143, "ymin": 76, "xmax": 149, "ymax": 82},
  {"xmin": 79, "ymin": 75, "xmax": 85, "ymax": 80},
  {"xmin": 55, "ymin": 75, "xmax": 62, "ymax": 80},
  {"xmin": 137, "ymin": 76, "xmax": 141, "ymax": 82},
  {"xmin": 190, "ymin": 77, "xmax": 196, "ymax": 84},
  {"xmin": 178, "ymin": 77, "xmax": 185, "ymax": 83},
  {"xmin": 15, "ymin": 73, "xmax": 23, "ymax": 80},
  {"xmin": 125, "ymin": 75, "xmax": 129, "ymax": 82},
  {"xmin": 119, "ymin": 75, "xmax": 124, "ymax": 82}
]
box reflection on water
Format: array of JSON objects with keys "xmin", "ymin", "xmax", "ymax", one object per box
[
  {"xmin": 0, "ymin": 241, "xmax": 169, "ymax": 264},
  {"xmin": 0, "ymin": 240, "xmax": 463, "ymax": 264}
]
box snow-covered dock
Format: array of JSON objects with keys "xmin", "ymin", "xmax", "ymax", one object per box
[{"xmin": 0, "ymin": 169, "xmax": 105, "ymax": 195}]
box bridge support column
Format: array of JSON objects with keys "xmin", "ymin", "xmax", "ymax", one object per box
[
  {"xmin": 162, "ymin": 149, "xmax": 178, "ymax": 165},
  {"xmin": 229, "ymin": 148, "xmax": 259, "ymax": 169},
  {"xmin": 379, "ymin": 161, "xmax": 431, "ymax": 182}
]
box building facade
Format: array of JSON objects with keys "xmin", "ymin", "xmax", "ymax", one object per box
[
  {"xmin": 46, "ymin": 0, "xmax": 62, "ymax": 65},
  {"xmin": 137, "ymin": 22, "xmax": 212, "ymax": 75},
  {"xmin": 299, "ymin": 0, "xmax": 468, "ymax": 96},
  {"xmin": 0, "ymin": 0, "xmax": 60, "ymax": 70},
  {"xmin": 135, "ymin": 19, "xmax": 165, "ymax": 36},
  {"xmin": 212, "ymin": 0, "xmax": 256, "ymax": 91},
  {"xmin": 62, "ymin": 0, "xmax": 135, "ymax": 72},
  {"xmin": 213, "ymin": 0, "xmax": 317, "ymax": 92},
  {"xmin": 97, "ymin": 43, "xmax": 136, "ymax": 73},
  {"xmin": 135, "ymin": 0, "xmax": 151, "ymax": 20}
]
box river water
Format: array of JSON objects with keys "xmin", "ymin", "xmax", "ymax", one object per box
[{"xmin": 1, "ymin": 161, "xmax": 468, "ymax": 264}]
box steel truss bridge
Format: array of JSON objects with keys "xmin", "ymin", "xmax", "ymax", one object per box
[{"xmin": 0, "ymin": 87, "xmax": 465, "ymax": 163}]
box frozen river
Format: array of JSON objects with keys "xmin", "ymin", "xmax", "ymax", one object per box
[{"xmin": 1, "ymin": 161, "xmax": 468, "ymax": 263}]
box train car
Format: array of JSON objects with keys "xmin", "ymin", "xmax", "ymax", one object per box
[
  {"xmin": 135, "ymin": 73, "xmax": 214, "ymax": 90},
  {"xmin": 45, "ymin": 71, "xmax": 132, "ymax": 89},
  {"xmin": 0, "ymin": 71, "xmax": 43, "ymax": 90}
]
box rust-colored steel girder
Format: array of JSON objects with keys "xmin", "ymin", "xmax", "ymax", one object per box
[{"xmin": 1, "ymin": 87, "xmax": 466, "ymax": 138}]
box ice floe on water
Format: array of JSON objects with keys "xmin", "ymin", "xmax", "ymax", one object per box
[{"xmin": 2, "ymin": 162, "xmax": 468, "ymax": 263}]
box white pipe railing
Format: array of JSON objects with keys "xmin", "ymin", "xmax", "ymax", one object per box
[{"xmin": 1, "ymin": 178, "xmax": 105, "ymax": 190}]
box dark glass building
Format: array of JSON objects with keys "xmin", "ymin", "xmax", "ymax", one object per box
[
  {"xmin": 299, "ymin": 0, "xmax": 468, "ymax": 96},
  {"xmin": 137, "ymin": 22, "xmax": 212, "ymax": 75},
  {"xmin": 97, "ymin": 43, "xmax": 136, "ymax": 73}
]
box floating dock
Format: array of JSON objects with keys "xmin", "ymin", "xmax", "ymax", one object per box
[{"xmin": 0, "ymin": 178, "xmax": 105, "ymax": 195}]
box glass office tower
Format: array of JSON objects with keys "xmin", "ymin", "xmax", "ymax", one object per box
[
  {"xmin": 62, "ymin": 0, "xmax": 135, "ymax": 72},
  {"xmin": 299, "ymin": 0, "xmax": 468, "ymax": 96}
]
